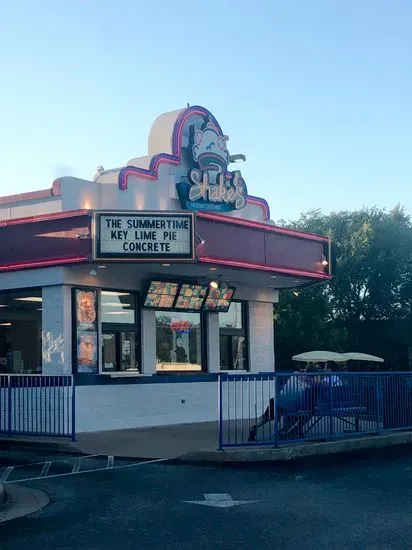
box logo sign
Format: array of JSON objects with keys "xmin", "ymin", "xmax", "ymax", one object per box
[
  {"xmin": 171, "ymin": 320, "xmax": 192, "ymax": 334},
  {"xmin": 93, "ymin": 211, "xmax": 195, "ymax": 261},
  {"xmin": 176, "ymin": 119, "xmax": 248, "ymax": 212}
]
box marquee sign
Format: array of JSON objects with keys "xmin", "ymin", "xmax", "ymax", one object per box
[
  {"xmin": 93, "ymin": 211, "xmax": 195, "ymax": 261},
  {"xmin": 176, "ymin": 119, "xmax": 248, "ymax": 212}
]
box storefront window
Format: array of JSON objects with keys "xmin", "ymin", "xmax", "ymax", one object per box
[
  {"xmin": 101, "ymin": 291, "xmax": 135, "ymax": 324},
  {"xmin": 156, "ymin": 311, "xmax": 202, "ymax": 372},
  {"xmin": 101, "ymin": 290, "xmax": 139, "ymax": 373},
  {"xmin": 102, "ymin": 331, "xmax": 139, "ymax": 372},
  {"xmin": 0, "ymin": 289, "xmax": 42, "ymax": 374},
  {"xmin": 219, "ymin": 302, "xmax": 248, "ymax": 371}
]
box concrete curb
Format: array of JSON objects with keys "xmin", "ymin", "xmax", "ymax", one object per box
[
  {"xmin": 0, "ymin": 484, "xmax": 49, "ymax": 523},
  {"xmin": 0, "ymin": 438, "xmax": 76, "ymax": 454},
  {"xmin": 2, "ymin": 431, "xmax": 412, "ymax": 465},
  {"xmin": 176, "ymin": 431, "xmax": 412, "ymax": 464}
]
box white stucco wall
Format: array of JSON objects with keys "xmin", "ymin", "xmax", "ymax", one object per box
[
  {"xmin": 42, "ymin": 285, "xmax": 72, "ymax": 375},
  {"xmin": 248, "ymin": 301, "xmax": 275, "ymax": 372},
  {"xmin": 75, "ymin": 381, "xmax": 218, "ymax": 431},
  {"xmin": 0, "ymin": 198, "xmax": 62, "ymax": 221},
  {"xmin": 75, "ymin": 376, "xmax": 272, "ymax": 433}
]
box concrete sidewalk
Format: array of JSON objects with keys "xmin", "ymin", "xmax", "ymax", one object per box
[
  {"xmin": 74, "ymin": 421, "xmax": 220, "ymax": 459},
  {"xmin": 2, "ymin": 423, "xmax": 412, "ymax": 464},
  {"xmin": 0, "ymin": 421, "xmax": 221, "ymax": 460}
]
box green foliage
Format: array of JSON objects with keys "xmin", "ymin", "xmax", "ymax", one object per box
[{"xmin": 275, "ymin": 206, "xmax": 412, "ymax": 369}]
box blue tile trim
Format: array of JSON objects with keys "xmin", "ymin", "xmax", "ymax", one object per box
[{"xmin": 74, "ymin": 373, "xmax": 219, "ymax": 386}]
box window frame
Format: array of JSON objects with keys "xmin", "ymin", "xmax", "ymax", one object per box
[
  {"xmin": 154, "ymin": 309, "xmax": 205, "ymax": 374},
  {"xmin": 101, "ymin": 289, "xmax": 140, "ymax": 373},
  {"xmin": 0, "ymin": 287, "xmax": 43, "ymax": 374},
  {"xmin": 218, "ymin": 300, "xmax": 249, "ymax": 372},
  {"xmin": 101, "ymin": 288, "xmax": 137, "ymax": 325}
]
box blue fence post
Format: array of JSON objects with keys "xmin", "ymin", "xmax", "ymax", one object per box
[
  {"xmin": 273, "ymin": 374, "xmax": 279, "ymax": 448},
  {"xmin": 71, "ymin": 375, "xmax": 76, "ymax": 442},
  {"xmin": 375, "ymin": 372, "xmax": 381, "ymax": 432},
  {"xmin": 218, "ymin": 374, "xmax": 223, "ymax": 450},
  {"xmin": 7, "ymin": 376, "xmax": 12, "ymax": 437},
  {"xmin": 329, "ymin": 374, "xmax": 334, "ymax": 437}
]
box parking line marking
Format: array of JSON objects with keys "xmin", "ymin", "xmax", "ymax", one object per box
[
  {"xmin": 107, "ymin": 456, "xmax": 114, "ymax": 469},
  {"xmin": 0, "ymin": 467, "xmax": 14, "ymax": 482},
  {"xmin": 72, "ymin": 457, "xmax": 82, "ymax": 473},
  {"xmin": 40, "ymin": 462, "xmax": 52, "ymax": 477},
  {"xmin": 4, "ymin": 457, "xmax": 171, "ymax": 484}
]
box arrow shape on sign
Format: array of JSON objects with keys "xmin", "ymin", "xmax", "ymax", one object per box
[{"xmin": 183, "ymin": 493, "xmax": 258, "ymax": 508}]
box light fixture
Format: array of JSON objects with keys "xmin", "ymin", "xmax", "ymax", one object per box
[
  {"xmin": 270, "ymin": 275, "xmax": 277, "ymax": 279},
  {"xmin": 102, "ymin": 291, "xmax": 128, "ymax": 298},
  {"xmin": 0, "ymin": 305, "xmax": 7, "ymax": 308},
  {"xmin": 293, "ymin": 280, "xmax": 301, "ymax": 284},
  {"xmin": 15, "ymin": 297, "xmax": 42, "ymax": 303},
  {"xmin": 209, "ymin": 267, "xmax": 218, "ymax": 271},
  {"xmin": 210, "ymin": 281, "xmax": 219, "ymax": 290},
  {"xmin": 229, "ymin": 153, "xmax": 246, "ymax": 164},
  {"xmin": 76, "ymin": 231, "xmax": 91, "ymax": 240},
  {"xmin": 104, "ymin": 311, "xmax": 129, "ymax": 315},
  {"xmin": 97, "ymin": 265, "xmax": 107, "ymax": 269},
  {"xmin": 0, "ymin": 322, "xmax": 11, "ymax": 327},
  {"xmin": 36, "ymin": 308, "xmax": 42, "ymax": 311},
  {"xmin": 162, "ymin": 263, "xmax": 171, "ymax": 267},
  {"xmin": 89, "ymin": 269, "xmax": 97, "ymax": 276},
  {"xmin": 321, "ymin": 255, "xmax": 328, "ymax": 266},
  {"xmin": 293, "ymin": 291, "xmax": 300, "ymax": 297},
  {"xmin": 102, "ymin": 302, "xmax": 131, "ymax": 307}
]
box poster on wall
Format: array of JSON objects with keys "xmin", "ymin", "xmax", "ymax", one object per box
[{"xmin": 73, "ymin": 289, "xmax": 99, "ymax": 373}]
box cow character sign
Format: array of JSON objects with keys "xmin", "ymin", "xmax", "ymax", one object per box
[{"xmin": 176, "ymin": 119, "xmax": 248, "ymax": 212}]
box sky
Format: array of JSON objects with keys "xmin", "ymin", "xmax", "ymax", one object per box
[{"xmin": 0, "ymin": 0, "xmax": 411, "ymax": 222}]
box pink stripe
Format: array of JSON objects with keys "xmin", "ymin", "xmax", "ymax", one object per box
[
  {"xmin": 199, "ymin": 255, "xmax": 330, "ymax": 279},
  {"xmin": 246, "ymin": 197, "xmax": 270, "ymax": 220},
  {"xmin": 0, "ymin": 209, "xmax": 91, "ymax": 227},
  {"xmin": 197, "ymin": 212, "xmax": 328, "ymax": 242},
  {"xmin": 0, "ymin": 255, "xmax": 89, "ymax": 272}
]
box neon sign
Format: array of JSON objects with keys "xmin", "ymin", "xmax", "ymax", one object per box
[
  {"xmin": 176, "ymin": 119, "xmax": 248, "ymax": 212},
  {"xmin": 171, "ymin": 320, "xmax": 192, "ymax": 334}
]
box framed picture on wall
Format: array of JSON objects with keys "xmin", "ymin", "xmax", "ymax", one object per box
[{"xmin": 72, "ymin": 288, "xmax": 99, "ymax": 374}]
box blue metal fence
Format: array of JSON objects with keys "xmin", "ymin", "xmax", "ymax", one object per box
[
  {"xmin": 219, "ymin": 372, "xmax": 412, "ymax": 448},
  {"xmin": 0, "ymin": 375, "xmax": 75, "ymax": 440}
]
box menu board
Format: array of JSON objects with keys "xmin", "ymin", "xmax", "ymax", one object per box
[
  {"xmin": 144, "ymin": 281, "xmax": 179, "ymax": 309},
  {"xmin": 175, "ymin": 284, "xmax": 208, "ymax": 311},
  {"xmin": 204, "ymin": 286, "xmax": 235, "ymax": 312}
]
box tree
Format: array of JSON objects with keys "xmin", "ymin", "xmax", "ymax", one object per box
[{"xmin": 275, "ymin": 206, "xmax": 412, "ymax": 370}]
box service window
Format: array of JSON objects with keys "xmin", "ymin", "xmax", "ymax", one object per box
[
  {"xmin": 101, "ymin": 291, "xmax": 139, "ymax": 372},
  {"xmin": 155, "ymin": 311, "xmax": 202, "ymax": 372},
  {"xmin": 219, "ymin": 302, "xmax": 248, "ymax": 371}
]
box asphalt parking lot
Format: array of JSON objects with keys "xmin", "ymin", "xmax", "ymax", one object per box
[{"xmin": 2, "ymin": 446, "xmax": 412, "ymax": 550}]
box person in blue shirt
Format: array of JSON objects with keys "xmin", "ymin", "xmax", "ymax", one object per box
[{"xmin": 248, "ymin": 364, "xmax": 322, "ymax": 442}]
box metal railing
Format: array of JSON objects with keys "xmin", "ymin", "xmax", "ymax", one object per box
[
  {"xmin": 0, "ymin": 375, "xmax": 75, "ymax": 440},
  {"xmin": 219, "ymin": 372, "xmax": 412, "ymax": 448}
]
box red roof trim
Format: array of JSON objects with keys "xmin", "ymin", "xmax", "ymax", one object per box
[
  {"xmin": 197, "ymin": 212, "xmax": 328, "ymax": 243},
  {"xmin": 0, "ymin": 255, "xmax": 89, "ymax": 272},
  {"xmin": 199, "ymin": 255, "xmax": 330, "ymax": 280},
  {"xmin": 0, "ymin": 209, "xmax": 91, "ymax": 227},
  {"xmin": 0, "ymin": 180, "xmax": 62, "ymax": 206}
]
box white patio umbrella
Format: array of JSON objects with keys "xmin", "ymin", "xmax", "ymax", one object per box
[
  {"xmin": 292, "ymin": 351, "xmax": 346, "ymax": 363},
  {"xmin": 341, "ymin": 352, "xmax": 384, "ymax": 363}
]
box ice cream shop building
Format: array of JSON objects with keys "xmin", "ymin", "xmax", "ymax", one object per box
[{"xmin": 0, "ymin": 105, "xmax": 330, "ymax": 432}]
